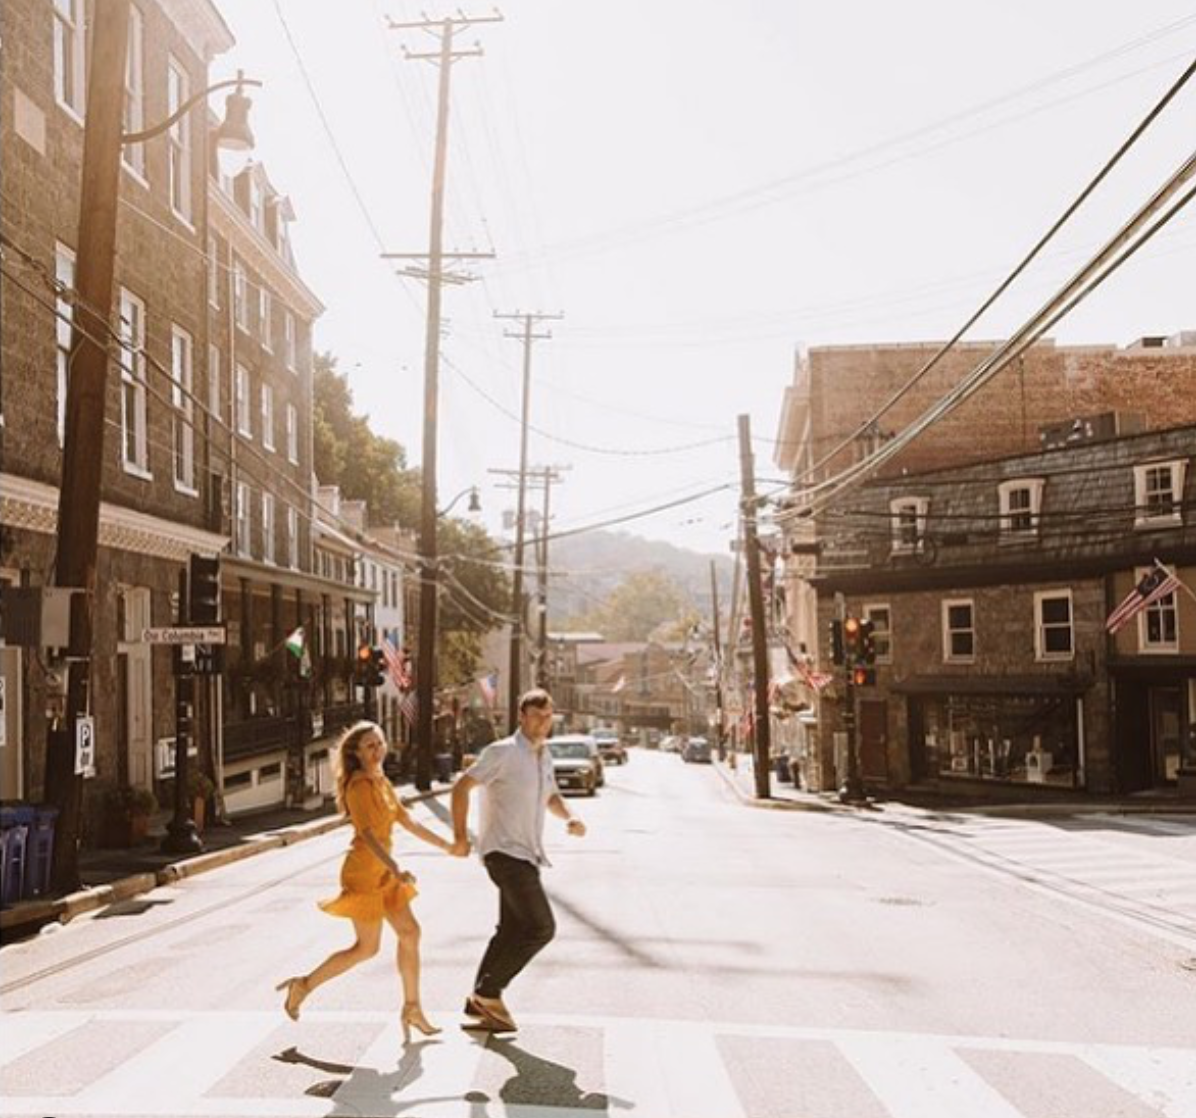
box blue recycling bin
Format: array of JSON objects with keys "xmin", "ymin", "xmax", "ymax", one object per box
[
  {"xmin": 0, "ymin": 806, "xmax": 35, "ymax": 907},
  {"xmin": 22, "ymin": 807, "xmax": 59, "ymax": 900},
  {"xmin": 434, "ymin": 753, "xmax": 453, "ymax": 783}
]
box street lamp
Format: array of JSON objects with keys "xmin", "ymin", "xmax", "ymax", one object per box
[
  {"xmin": 437, "ymin": 486, "xmax": 481, "ymax": 518},
  {"xmin": 46, "ymin": 0, "xmax": 262, "ymax": 886}
]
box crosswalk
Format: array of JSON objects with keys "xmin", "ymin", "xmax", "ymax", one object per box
[
  {"xmin": 886, "ymin": 811, "xmax": 1196, "ymax": 950},
  {"xmin": 2, "ymin": 1009, "xmax": 1194, "ymax": 1118}
]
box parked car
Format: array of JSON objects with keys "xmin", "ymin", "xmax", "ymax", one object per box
[
  {"xmin": 681, "ymin": 736, "xmax": 713, "ymax": 763},
  {"xmin": 660, "ymin": 734, "xmax": 681, "ymax": 753},
  {"xmin": 548, "ymin": 735, "xmax": 603, "ymax": 795},
  {"xmin": 593, "ymin": 729, "xmax": 627, "ymax": 765}
]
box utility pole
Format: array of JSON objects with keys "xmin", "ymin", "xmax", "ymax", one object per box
[
  {"xmin": 45, "ymin": 2, "xmax": 131, "ymax": 892},
  {"xmin": 738, "ymin": 414, "xmax": 772, "ymax": 800},
  {"xmin": 494, "ymin": 311, "xmax": 563, "ymax": 731},
  {"xmin": 534, "ymin": 467, "xmax": 566, "ymax": 687},
  {"xmin": 384, "ymin": 12, "xmax": 501, "ymax": 791},
  {"xmin": 710, "ymin": 559, "xmax": 726, "ymax": 761}
]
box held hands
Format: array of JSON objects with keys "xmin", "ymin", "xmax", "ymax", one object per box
[{"xmin": 566, "ymin": 818, "xmax": 587, "ymax": 838}]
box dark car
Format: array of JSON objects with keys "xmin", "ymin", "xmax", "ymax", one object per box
[
  {"xmin": 548, "ymin": 735, "xmax": 602, "ymax": 796},
  {"xmin": 593, "ymin": 729, "xmax": 627, "ymax": 765},
  {"xmin": 681, "ymin": 736, "xmax": 713, "ymax": 763}
]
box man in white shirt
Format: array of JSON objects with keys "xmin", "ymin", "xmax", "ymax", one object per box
[{"xmin": 450, "ymin": 688, "xmax": 586, "ymax": 1031}]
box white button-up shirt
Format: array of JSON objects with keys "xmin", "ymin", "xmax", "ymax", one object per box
[{"xmin": 468, "ymin": 730, "xmax": 560, "ymax": 867}]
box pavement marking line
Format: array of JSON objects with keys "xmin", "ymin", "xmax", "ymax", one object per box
[
  {"xmin": 835, "ymin": 1037, "xmax": 1024, "ymax": 1118},
  {"xmin": 652, "ymin": 1022, "xmax": 747, "ymax": 1118},
  {"xmin": 602, "ymin": 1019, "xmax": 676, "ymax": 1117},
  {"xmin": 0, "ymin": 1010, "xmax": 89, "ymax": 1068},
  {"xmin": 1081, "ymin": 1046, "xmax": 1196, "ymax": 1118},
  {"xmin": 70, "ymin": 1012, "xmax": 279, "ymax": 1112}
]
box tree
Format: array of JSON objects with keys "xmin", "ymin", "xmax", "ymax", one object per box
[{"xmin": 565, "ymin": 569, "xmax": 694, "ymax": 641}]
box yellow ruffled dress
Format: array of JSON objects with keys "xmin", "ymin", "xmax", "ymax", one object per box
[{"xmin": 319, "ymin": 772, "xmax": 418, "ymax": 920}]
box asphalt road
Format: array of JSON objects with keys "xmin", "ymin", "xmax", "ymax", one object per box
[{"xmin": 2, "ymin": 749, "xmax": 1194, "ymax": 1117}]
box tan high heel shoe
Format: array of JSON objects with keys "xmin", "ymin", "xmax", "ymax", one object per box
[
  {"xmin": 275, "ymin": 976, "xmax": 309, "ymax": 1021},
  {"xmin": 401, "ymin": 1003, "xmax": 442, "ymax": 1043}
]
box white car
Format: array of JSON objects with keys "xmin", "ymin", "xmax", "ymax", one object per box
[{"xmin": 548, "ymin": 735, "xmax": 603, "ymax": 795}]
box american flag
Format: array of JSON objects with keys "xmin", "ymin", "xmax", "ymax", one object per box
[
  {"xmin": 381, "ymin": 638, "xmax": 412, "ymax": 691},
  {"xmin": 785, "ymin": 642, "xmax": 833, "ymax": 691},
  {"xmin": 478, "ymin": 671, "xmax": 498, "ymax": 708},
  {"xmin": 1106, "ymin": 562, "xmax": 1181, "ymax": 634},
  {"xmin": 399, "ymin": 690, "xmax": 418, "ymax": 727}
]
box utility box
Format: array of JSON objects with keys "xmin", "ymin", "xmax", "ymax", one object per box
[{"xmin": 0, "ymin": 587, "xmax": 81, "ymax": 649}]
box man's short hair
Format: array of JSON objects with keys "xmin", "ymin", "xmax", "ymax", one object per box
[{"xmin": 519, "ymin": 688, "xmax": 553, "ymax": 713}]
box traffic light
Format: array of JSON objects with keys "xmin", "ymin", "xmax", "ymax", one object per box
[
  {"xmin": 829, "ymin": 619, "xmax": 845, "ymax": 665},
  {"xmin": 859, "ymin": 617, "xmax": 877, "ymax": 665},
  {"xmin": 368, "ymin": 647, "xmax": 386, "ymax": 688},
  {"xmin": 355, "ymin": 643, "xmax": 373, "ymax": 684},
  {"xmin": 844, "ymin": 616, "xmax": 862, "ymax": 662},
  {"xmin": 189, "ymin": 555, "xmax": 221, "ymax": 624},
  {"xmin": 851, "ymin": 666, "xmax": 877, "ymax": 687}
]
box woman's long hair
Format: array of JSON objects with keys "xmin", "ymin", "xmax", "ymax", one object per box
[{"xmin": 333, "ymin": 720, "xmax": 383, "ymax": 813}]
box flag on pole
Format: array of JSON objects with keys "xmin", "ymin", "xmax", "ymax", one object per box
[
  {"xmin": 1105, "ymin": 562, "xmax": 1181, "ymax": 634},
  {"xmin": 478, "ymin": 671, "xmax": 498, "ymax": 708},
  {"xmin": 284, "ymin": 626, "xmax": 305, "ymax": 658},
  {"xmin": 611, "ymin": 674, "xmax": 626, "ymax": 694},
  {"xmin": 400, "ymin": 690, "xmax": 418, "ymax": 727},
  {"xmin": 381, "ymin": 637, "xmax": 412, "ymax": 690}
]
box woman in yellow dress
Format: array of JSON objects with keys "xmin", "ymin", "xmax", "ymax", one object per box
[{"xmin": 276, "ymin": 721, "xmax": 465, "ymax": 1041}]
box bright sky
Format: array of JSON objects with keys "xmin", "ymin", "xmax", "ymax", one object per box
[{"xmin": 211, "ymin": 1, "xmax": 1196, "ymax": 556}]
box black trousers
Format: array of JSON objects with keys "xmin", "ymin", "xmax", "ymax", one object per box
[{"xmin": 474, "ymin": 852, "xmax": 556, "ymax": 998}]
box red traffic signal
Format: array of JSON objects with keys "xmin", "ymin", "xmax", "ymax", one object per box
[
  {"xmin": 844, "ymin": 616, "xmax": 862, "ymax": 659},
  {"xmin": 851, "ymin": 666, "xmax": 876, "ymax": 687}
]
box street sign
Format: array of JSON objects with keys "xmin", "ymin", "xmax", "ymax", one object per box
[
  {"xmin": 75, "ymin": 715, "xmax": 96, "ymax": 778},
  {"xmin": 142, "ymin": 626, "xmax": 226, "ymax": 645}
]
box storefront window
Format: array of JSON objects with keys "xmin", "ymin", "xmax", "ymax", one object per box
[{"xmin": 916, "ymin": 692, "xmax": 1079, "ymax": 786}]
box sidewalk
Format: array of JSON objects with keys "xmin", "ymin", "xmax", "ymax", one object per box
[{"xmin": 0, "ymin": 780, "xmax": 452, "ymax": 943}]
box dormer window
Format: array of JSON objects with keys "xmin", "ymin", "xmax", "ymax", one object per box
[
  {"xmin": 1134, "ymin": 459, "xmax": 1186, "ymax": 527},
  {"xmin": 999, "ymin": 478, "xmax": 1044, "ymax": 538},
  {"xmin": 890, "ymin": 497, "xmax": 928, "ymax": 554}
]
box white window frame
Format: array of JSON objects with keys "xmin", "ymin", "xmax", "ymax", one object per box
[
  {"xmin": 170, "ymin": 325, "xmax": 197, "ymax": 495},
  {"xmin": 53, "ymin": 0, "xmax": 86, "ymax": 121},
  {"xmin": 999, "ymin": 478, "xmax": 1044, "ymax": 538},
  {"xmin": 1137, "ymin": 566, "xmax": 1179, "ymax": 653},
  {"xmin": 863, "ymin": 603, "xmax": 892, "ymax": 663},
  {"xmin": 286, "ymin": 505, "xmax": 299, "ymax": 570},
  {"xmin": 249, "ymin": 175, "xmax": 264, "ymax": 232},
  {"xmin": 890, "ymin": 497, "xmax": 929, "ymax": 554},
  {"xmin": 1134, "ymin": 460, "xmax": 1186, "ymax": 528},
  {"xmin": 207, "ymin": 233, "xmax": 220, "ymax": 308},
  {"xmin": 55, "ymin": 243, "xmax": 76, "ymax": 447},
  {"xmin": 166, "ymin": 56, "xmax": 193, "ymax": 224},
  {"xmin": 1034, "ymin": 589, "xmax": 1073, "ymax": 662},
  {"xmin": 233, "ymin": 258, "xmax": 249, "ymax": 331},
  {"xmin": 261, "ymin": 383, "xmax": 275, "ymax": 451},
  {"xmin": 234, "ymin": 481, "xmax": 251, "ymax": 557},
  {"xmin": 286, "ymin": 402, "xmax": 299, "ymax": 464},
  {"xmin": 121, "ymin": 6, "xmax": 147, "ymax": 180},
  {"xmin": 259, "ymin": 286, "xmax": 273, "ymax": 351},
  {"xmin": 235, "ymin": 364, "xmax": 252, "ymax": 438},
  {"xmin": 942, "ymin": 598, "xmax": 975, "ymax": 664},
  {"xmin": 118, "ymin": 288, "xmax": 150, "ymax": 477},
  {"xmin": 261, "ymin": 491, "xmax": 276, "ymax": 564},
  {"xmin": 207, "ymin": 344, "xmax": 221, "ymax": 422},
  {"xmin": 284, "ymin": 311, "xmax": 297, "ymax": 371}
]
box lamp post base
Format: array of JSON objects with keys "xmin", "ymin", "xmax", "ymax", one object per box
[
  {"xmin": 838, "ymin": 777, "xmax": 868, "ymax": 805},
  {"xmin": 161, "ymin": 818, "xmax": 204, "ymax": 855}
]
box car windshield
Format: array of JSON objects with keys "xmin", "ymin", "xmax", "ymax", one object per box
[{"xmin": 549, "ymin": 742, "xmax": 592, "ymax": 760}]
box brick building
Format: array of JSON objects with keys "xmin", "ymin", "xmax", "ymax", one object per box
[{"xmin": 807, "ymin": 423, "xmax": 1196, "ymax": 799}]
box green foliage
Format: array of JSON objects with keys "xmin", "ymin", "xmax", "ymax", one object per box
[
  {"xmin": 101, "ymin": 784, "xmax": 158, "ymax": 819},
  {"xmin": 564, "ymin": 568, "xmax": 694, "ymax": 641}
]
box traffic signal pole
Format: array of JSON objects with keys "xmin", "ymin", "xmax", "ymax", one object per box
[
  {"xmin": 839, "ymin": 616, "xmax": 867, "ymax": 804},
  {"xmin": 163, "ymin": 566, "xmax": 202, "ymax": 854}
]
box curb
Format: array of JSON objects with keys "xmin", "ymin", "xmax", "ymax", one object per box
[
  {"xmin": 712, "ymin": 761, "xmax": 841, "ymax": 813},
  {"xmin": 0, "ymin": 785, "xmax": 450, "ymax": 940}
]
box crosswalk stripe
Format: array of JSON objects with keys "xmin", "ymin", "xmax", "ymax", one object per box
[
  {"xmin": 1081, "ymin": 1046, "xmax": 1196, "ymax": 1118},
  {"xmin": 73, "ymin": 1013, "xmax": 279, "ymax": 1112},
  {"xmin": 602, "ymin": 1020, "xmax": 687, "ymax": 1118},
  {"xmin": 0, "ymin": 1010, "xmax": 89, "ymax": 1069},
  {"xmin": 836, "ymin": 1037, "xmax": 1024, "ymax": 1118},
  {"xmin": 652, "ymin": 1023, "xmax": 747, "ymax": 1118}
]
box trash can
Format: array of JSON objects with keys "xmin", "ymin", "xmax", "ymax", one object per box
[
  {"xmin": 774, "ymin": 756, "xmax": 792, "ymax": 783},
  {"xmin": 434, "ymin": 753, "xmax": 453, "ymax": 783},
  {"xmin": 0, "ymin": 806, "xmax": 34, "ymax": 907},
  {"xmin": 22, "ymin": 807, "xmax": 59, "ymax": 900}
]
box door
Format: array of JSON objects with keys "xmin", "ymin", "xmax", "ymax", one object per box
[
  {"xmin": 118, "ymin": 588, "xmax": 153, "ymax": 788},
  {"xmin": 859, "ymin": 699, "xmax": 889, "ymax": 785},
  {"xmin": 1150, "ymin": 687, "xmax": 1182, "ymax": 785}
]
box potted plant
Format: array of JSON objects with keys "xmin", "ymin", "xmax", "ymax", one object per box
[
  {"xmin": 100, "ymin": 784, "xmax": 158, "ymax": 848},
  {"xmin": 186, "ymin": 768, "xmax": 216, "ymax": 832}
]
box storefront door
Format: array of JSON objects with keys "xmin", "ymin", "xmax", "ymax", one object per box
[
  {"xmin": 1150, "ymin": 687, "xmax": 1182, "ymax": 785},
  {"xmin": 859, "ymin": 700, "xmax": 889, "ymax": 785}
]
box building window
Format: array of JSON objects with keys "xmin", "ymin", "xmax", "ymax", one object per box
[
  {"xmin": 55, "ymin": 243, "xmax": 76, "ymax": 446},
  {"xmin": 208, "ymin": 345, "xmax": 221, "ymax": 422},
  {"xmin": 166, "ymin": 57, "xmax": 193, "ymax": 222},
  {"xmin": 999, "ymin": 478, "xmax": 1044, "ymax": 537},
  {"xmin": 261, "ymin": 492, "xmax": 276, "ymax": 564},
  {"xmin": 207, "ymin": 233, "xmax": 220, "ymax": 308},
  {"xmin": 233, "ymin": 259, "xmax": 249, "ymax": 330},
  {"xmin": 235, "ymin": 482, "xmax": 251, "ymax": 557},
  {"xmin": 284, "ymin": 311, "xmax": 296, "ymax": 371},
  {"xmin": 864, "ymin": 603, "xmax": 892, "ymax": 663},
  {"xmin": 118, "ymin": 288, "xmax": 149, "ymax": 475},
  {"xmin": 286, "ymin": 403, "xmax": 299, "ymax": 464},
  {"xmin": 53, "ymin": 0, "xmax": 86, "ymax": 118},
  {"xmin": 287, "ymin": 505, "xmax": 299, "ymax": 569},
  {"xmin": 235, "ymin": 365, "xmax": 251, "ymax": 437},
  {"xmin": 942, "ymin": 599, "xmax": 975, "ymax": 662},
  {"xmin": 249, "ymin": 175, "xmax": 264, "ymax": 232},
  {"xmin": 890, "ymin": 497, "xmax": 928, "ymax": 554},
  {"xmin": 261, "ymin": 383, "xmax": 275, "ymax": 450},
  {"xmin": 171, "ymin": 326, "xmax": 196, "ymax": 494},
  {"xmin": 259, "ymin": 287, "xmax": 272, "ymax": 350},
  {"xmin": 1134, "ymin": 460, "xmax": 1186, "ymax": 527},
  {"xmin": 122, "ymin": 7, "xmax": 146, "ymax": 177},
  {"xmin": 1139, "ymin": 569, "xmax": 1179, "ymax": 652},
  {"xmin": 1034, "ymin": 590, "xmax": 1073, "ymax": 661}
]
